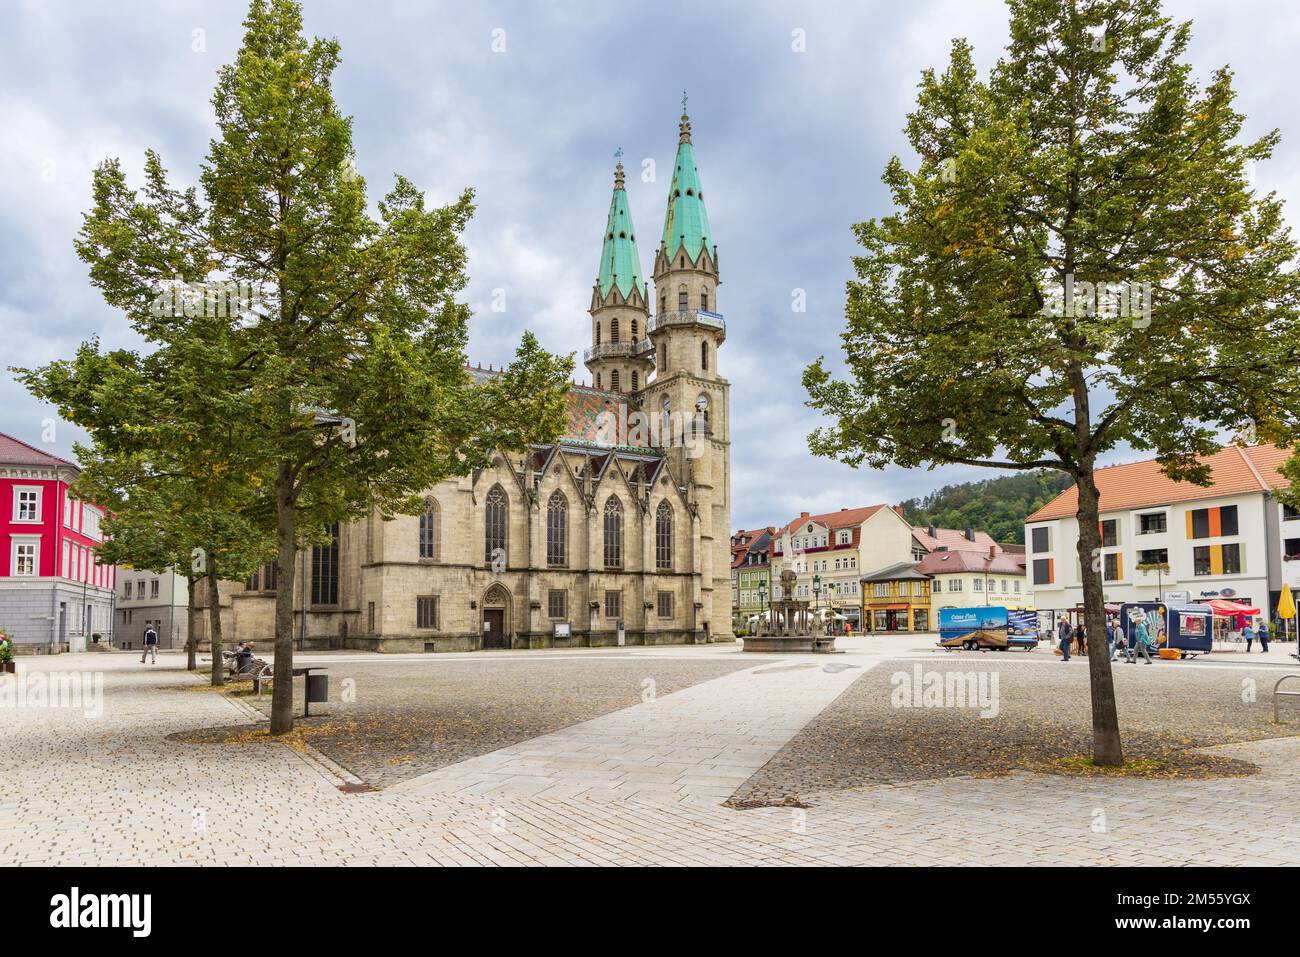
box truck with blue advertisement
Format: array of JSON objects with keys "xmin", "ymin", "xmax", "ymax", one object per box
[{"xmin": 937, "ymin": 606, "xmax": 1039, "ymax": 651}]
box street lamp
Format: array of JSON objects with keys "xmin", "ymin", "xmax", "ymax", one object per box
[
  {"xmin": 757, "ymin": 580, "xmax": 768, "ymax": 633},
  {"xmin": 813, "ymin": 573, "xmax": 822, "ymax": 630}
]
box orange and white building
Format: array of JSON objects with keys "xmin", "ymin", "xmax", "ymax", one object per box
[{"xmin": 1025, "ymin": 443, "xmax": 1297, "ymax": 619}]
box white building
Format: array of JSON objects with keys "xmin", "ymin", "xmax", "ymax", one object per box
[
  {"xmin": 1025, "ymin": 443, "xmax": 1293, "ymax": 619},
  {"xmin": 116, "ymin": 567, "xmax": 191, "ymax": 650}
]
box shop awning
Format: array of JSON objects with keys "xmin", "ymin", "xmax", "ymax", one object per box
[{"xmin": 1206, "ymin": 599, "xmax": 1260, "ymax": 616}]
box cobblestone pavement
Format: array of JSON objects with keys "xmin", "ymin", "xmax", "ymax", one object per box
[{"xmin": 1, "ymin": 641, "xmax": 1298, "ymax": 866}]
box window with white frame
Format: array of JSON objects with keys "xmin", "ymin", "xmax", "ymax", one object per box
[
  {"xmin": 13, "ymin": 540, "xmax": 38, "ymax": 576},
  {"xmin": 14, "ymin": 487, "xmax": 40, "ymax": 522}
]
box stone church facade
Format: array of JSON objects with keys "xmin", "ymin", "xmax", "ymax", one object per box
[{"xmin": 199, "ymin": 109, "xmax": 732, "ymax": 652}]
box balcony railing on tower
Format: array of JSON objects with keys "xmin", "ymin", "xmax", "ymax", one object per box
[
  {"xmin": 583, "ymin": 339, "xmax": 656, "ymax": 363},
  {"xmin": 646, "ymin": 308, "xmax": 726, "ymax": 340}
]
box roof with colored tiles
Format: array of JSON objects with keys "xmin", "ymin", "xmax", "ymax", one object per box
[
  {"xmin": 1026, "ymin": 442, "xmax": 1292, "ymax": 522},
  {"xmin": 916, "ymin": 549, "xmax": 1026, "ymax": 576},
  {"xmin": 911, "ymin": 525, "xmax": 1000, "ymax": 553},
  {"xmin": 0, "ymin": 432, "xmax": 78, "ymax": 470}
]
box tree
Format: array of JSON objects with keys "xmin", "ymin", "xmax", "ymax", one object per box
[
  {"xmin": 16, "ymin": 338, "xmax": 272, "ymax": 684},
  {"xmin": 804, "ymin": 0, "xmax": 1300, "ymax": 765}
]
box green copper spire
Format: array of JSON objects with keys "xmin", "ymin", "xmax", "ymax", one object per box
[
  {"xmin": 596, "ymin": 159, "xmax": 645, "ymax": 299},
  {"xmin": 661, "ymin": 110, "xmax": 713, "ymax": 261}
]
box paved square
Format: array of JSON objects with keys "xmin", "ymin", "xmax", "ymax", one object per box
[{"xmin": 2, "ymin": 638, "xmax": 1299, "ymax": 866}]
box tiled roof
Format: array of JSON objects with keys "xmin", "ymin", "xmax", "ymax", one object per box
[
  {"xmin": 0, "ymin": 432, "xmax": 78, "ymax": 470},
  {"xmin": 861, "ymin": 561, "xmax": 929, "ymax": 582},
  {"xmin": 911, "ymin": 525, "xmax": 998, "ymax": 553},
  {"xmin": 467, "ymin": 365, "xmax": 656, "ymax": 454},
  {"xmin": 731, "ymin": 527, "xmax": 773, "ymax": 568},
  {"xmin": 917, "ymin": 550, "xmax": 1026, "ymax": 576},
  {"xmin": 780, "ymin": 504, "xmax": 887, "ymax": 537},
  {"xmin": 1025, "ymin": 443, "xmax": 1290, "ymax": 522}
]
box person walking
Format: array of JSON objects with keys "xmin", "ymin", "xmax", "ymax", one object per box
[
  {"xmin": 140, "ymin": 625, "xmax": 159, "ymax": 664},
  {"xmin": 1258, "ymin": 619, "xmax": 1270, "ymax": 653},
  {"xmin": 1244, "ymin": 621, "xmax": 1255, "ymax": 652},
  {"xmin": 1106, "ymin": 617, "xmax": 1118, "ymax": 661},
  {"xmin": 1129, "ymin": 618, "xmax": 1154, "ymax": 664},
  {"xmin": 1075, "ymin": 621, "xmax": 1088, "ymax": 656},
  {"xmin": 1057, "ymin": 618, "xmax": 1073, "ymax": 661}
]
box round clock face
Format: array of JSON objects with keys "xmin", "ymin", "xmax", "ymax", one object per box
[{"xmin": 696, "ymin": 395, "xmax": 709, "ymax": 412}]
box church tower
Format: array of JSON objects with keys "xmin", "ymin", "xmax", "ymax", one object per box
[
  {"xmin": 643, "ymin": 104, "xmax": 732, "ymax": 642},
  {"xmin": 585, "ymin": 159, "xmax": 653, "ymax": 396}
]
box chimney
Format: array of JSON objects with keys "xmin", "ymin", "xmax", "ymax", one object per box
[
  {"xmin": 965, "ymin": 527, "xmax": 976, "ymax": 542},
  {"xmin": 927, "ymin": 524, "xmax": 938, "ymax": 538},
  {"xmin": 800, "ymin": 511, "xmax": 810, "ymax": 519}
]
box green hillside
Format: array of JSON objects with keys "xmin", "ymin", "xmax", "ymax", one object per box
[{"xmin": 900, "ymin": 471, "xmax": 1074, "ymax": 545}]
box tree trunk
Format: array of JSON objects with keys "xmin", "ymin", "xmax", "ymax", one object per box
[
  {"xmin": 185, "ymin": 573, "xmax": 199, "ymax": 671},
  {"xmin": 1074, "ymin": 466, "xmax": 1124, "ymax": 766},
  {"xmin": 270, "ymin": 462, "xmax": 297, "ymax": 734},
  {"xmin": 207, "ymin": 559, "xmax": 225, "ymax": 687}
]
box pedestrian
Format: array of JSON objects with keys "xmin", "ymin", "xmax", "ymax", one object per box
[
  {"xmin": 1075, "ymin": 621, "xmax": 1088, "ymax": 656},
  {"xmin": 1106, "ymin": 617, "xmax": 1118, "ymax": 661},
  {"xmin": 1258, "ymin": 619, "xmax": 1270, "ymax": 653},
  {"xmin": 1244, "ymin": 621, "xmax": 1255, "ymax": 652},
  {"xmin": 1057, "ymin": 618, "xmax": 1073, "ymax": 661},
  {"xmin": 1129, "ymin": 618, "xmax": 1154, "ymax": 664},
  {"xmin": 140, "ymin": 625, "xmax": 159, "ymax": 664}
]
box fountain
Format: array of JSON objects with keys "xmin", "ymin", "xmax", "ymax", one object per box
[{"xmin": 743, "ymin": 569, "xmax": 838, "ymax": 653}]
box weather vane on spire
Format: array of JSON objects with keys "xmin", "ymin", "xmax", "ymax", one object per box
[
  {"xmin": 614, "ymin": 146, "xmax": 623, "ymax": 163},
  {"xmin": 681, "ymin": 89, "xmax": 688, "ymax": 113}
]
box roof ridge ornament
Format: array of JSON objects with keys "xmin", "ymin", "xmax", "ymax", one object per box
[
  {"xmin": 679, "ymin": 90, "xmax": 691, "ymax": 143},
  {"xmin": 613, "ymin": 147, "xmax": 625, "ymax": 189}
]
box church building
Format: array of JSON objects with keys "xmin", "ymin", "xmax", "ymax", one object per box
[{"xmin": 199, "ymin": 108, "xmax": 732, "ymax": 651}]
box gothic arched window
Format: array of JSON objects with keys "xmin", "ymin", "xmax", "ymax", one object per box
[
  {"xmin": 484, "ymin": 485, "xmax": 507, "ymax": 567},
  {"xmin": 610, "ymin": 369, "xmax": 621, "ymax": 392},
  {"xmin": 678, "ymin": 285, "xmax": 688, "ymax": 309},
  {"xmin": 701, "ymin": 290, "xmax": 708, "ymax": 311},
  {"xmin": 611, "ymin": 318, "xmax": 620, "ymax": 343},
  {"xmin": 546, "ymin": 490, "xmax": 567, "ymax": 567},
  {"xmin": 631, "ymin": 370, "xmax": 639, "ymax": 391},
  {"xmin": 603, "ymin": 496, "xmax": 623, "ymax": 568},
  {"xmin": 701, "ymin": 340, "xmax": 709, "ymax": 371},
  {"xmin": 595, "ymin": 321, "xmax": 601, "ymax": 345},
  {"xmin": 631, "ymin": 318, "xmax": 638, "ymax": 340},
  {"xmin": 419, "ymin": 499, "xmax": 439, "ymax": 560},
  {"xmin": 655, "ymin": 501, "xmax": 673, "ymax": 570}
]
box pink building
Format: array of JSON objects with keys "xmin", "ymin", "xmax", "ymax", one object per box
[{"xmin": 0, "ymin": 432, "xmax": 115, "ymax": 651}]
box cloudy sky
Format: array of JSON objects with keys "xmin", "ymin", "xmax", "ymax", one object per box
[{"xmin": 2, "ymin": 0, "xmax": 1297, "ymax": 530}]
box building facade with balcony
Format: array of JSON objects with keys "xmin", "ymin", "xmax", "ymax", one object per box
[
  {"xmin": 0, "ymin": 432, "xmax": 115, "ymax": 651},
  {"xmin": 1025, "ymin": 443, "xmax": 1292, "ymax": 618}
]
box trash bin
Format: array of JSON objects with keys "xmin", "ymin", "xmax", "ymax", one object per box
[{"xmin": 305, "ymin": 673, "xmax": 329, "ymax": 704}]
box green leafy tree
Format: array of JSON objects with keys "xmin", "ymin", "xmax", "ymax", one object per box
[
  {"xmin": 805, "ymin": 0, "xmax": 1300, "ymax": 765},
  {"xmin": 17, "ymin": 339, "xmax": 272, "ymax": 684},
  {"xmin": 901, "ymin": 470, "xmax": 1074, "ymax": 543},
  {"xmin": 23, "ymin": 0, "xmax": 571, "ymax": 728}
]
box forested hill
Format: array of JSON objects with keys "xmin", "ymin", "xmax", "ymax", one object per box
[{"xmin": 899, "ymin": 471, "xmax": 1075, "ymax": 544}]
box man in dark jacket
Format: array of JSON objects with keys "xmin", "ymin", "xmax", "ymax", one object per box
[
  {"xmin": 1057, "ymin": 618, "xmax": 1073, "ymax": 661},
  {"xmin": 141, "ymin": 626, "xmax": 158, "ymax": 664}
]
